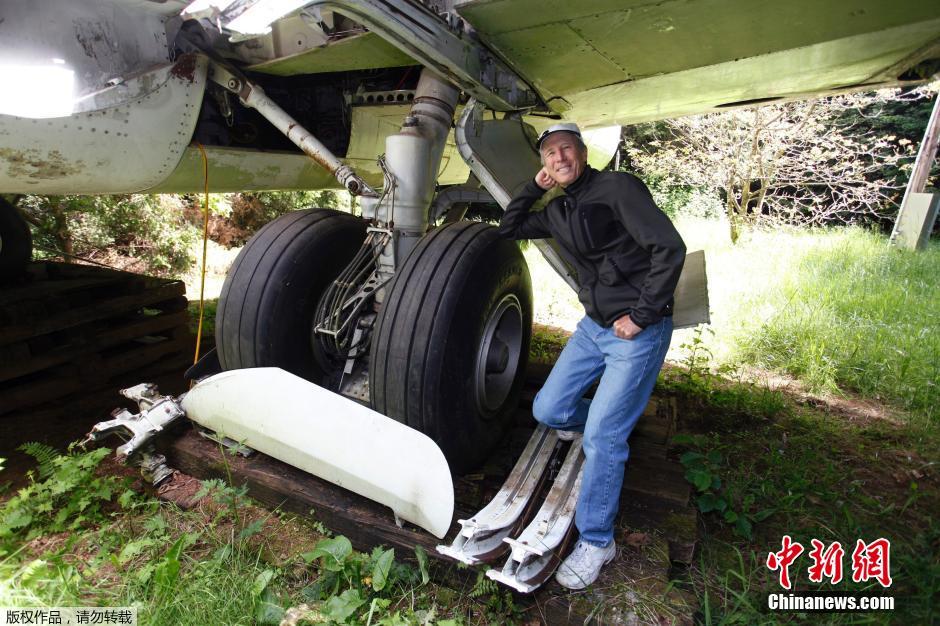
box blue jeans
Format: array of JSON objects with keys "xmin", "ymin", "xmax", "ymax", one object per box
[{"xmin": 532, "ymin": 315, "xmax": 672, "ymax": 547}]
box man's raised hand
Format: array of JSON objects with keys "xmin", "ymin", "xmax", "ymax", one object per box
[{"xmin": 535, "ymin": 167, "xmax": 556, "ymax": 190}]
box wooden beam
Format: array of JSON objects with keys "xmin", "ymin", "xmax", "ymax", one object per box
[{"xmin": 892, "ymin": 93, "xmax": 940, "ymax": 249}]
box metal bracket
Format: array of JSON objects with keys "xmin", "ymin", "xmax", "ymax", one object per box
[
  {"xmin": 196, "ymin": 429, "xmax": 256, "ymax": 457},
  {"xmin": 455, "ymin": 100, "xmax": 581, "ymax": 293},
  {"xmin": 437, "ymin": 425, "xmax": 560, "ymax": 565},
  {"xmin": 486, "ymin": 436, "xmax": 585, "ymax": 593},
  {"xmin": 429, "ymin": 176, "xmax": 494, "ymax": 223},
  {"xmin": 83, "ymin": 384, "xmax": 186, "ymax": 460},
  {"xmin": 82, "ymin": 383, "xmax": 185, "ymax": 486}
]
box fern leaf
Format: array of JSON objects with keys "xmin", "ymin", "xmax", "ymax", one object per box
[{"xmin": 17, "ymin": 442, "xmax": 60, "ymax": 480}]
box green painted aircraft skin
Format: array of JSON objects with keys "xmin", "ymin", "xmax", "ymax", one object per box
[
  {"xmin": 147, "ymin": 106, "xmax": 620, "ymax": 193},
  {"xmin": 456, "ymin": 0, "xmax": 939, "ymax": 92},
  {"xmin": 248, "ymin": 32, "xmax": 416, "ymax": 76},
  {"xmin": 147, "ymin": 146, "xmax": 342, "ymax": 193},
  {"xmin": 148, "ymin": 1, "xmax": 940, "ymax": 192},
  {"xmin": 246, "ymin": 1, "xmax": 938, "ymax": 126},
  {"xmin": 455, "ymin": 0, "xmax": 940, "ymax": 123},
  {"xmin": 566, "ymin": 18, "xmax": 940, "ymax": 127}
]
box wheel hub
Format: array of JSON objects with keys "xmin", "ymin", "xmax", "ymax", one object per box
[{"xmin": 475, "ymin": 294, "xmax": 524, "ymax": 414}]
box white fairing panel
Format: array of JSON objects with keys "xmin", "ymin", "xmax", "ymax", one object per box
[
  {"xmin": 0, "ymin": 0, "xmax": 185, "ymax": 102},
  {"xmin": 0, "ymin": 55, "xmax": 208, "ymax": 194},
  {"xmin": 181, "ymin": 368, "xmax": 455, "ymax": 538}
]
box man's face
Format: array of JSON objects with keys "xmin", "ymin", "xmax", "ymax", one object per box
[{"xmin": 540, "ymin": 132, "xmax": 588, "ymax": 187}]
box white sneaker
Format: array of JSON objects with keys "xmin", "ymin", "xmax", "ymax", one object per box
[
  {"xmin": 555, "ymin": 540, "xmax": 616, "ymax": 589},
  {"xmin": 556, "ymin": 429, "xmax": 578, "ymax": 441}
]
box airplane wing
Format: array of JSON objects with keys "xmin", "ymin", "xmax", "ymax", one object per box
[
  {"xmin": 238, "ymin": 1, "xmax": 940, "ymax": 127},
  {"xmin": 456, "ymin": 0, "xmax": 940, "ymax": 126}
]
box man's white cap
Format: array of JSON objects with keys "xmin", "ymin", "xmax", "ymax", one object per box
[{"xmin": 536, "ymin": 122, "xmax": 582, "ymax": 150}]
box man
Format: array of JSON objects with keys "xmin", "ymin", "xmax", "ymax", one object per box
[{"xmin": 498, "ymin": 123, "xmax": 686, "ymax": 589}]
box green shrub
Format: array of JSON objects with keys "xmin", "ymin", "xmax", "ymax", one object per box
[
  {"xmin": 0, "ymin": 444, "xmax": 128, "ymax": 550},
  {"xmin": 640, "ymin": 174, "xmax": 723, "ymax": 221},
  {"xmin": 19, "ymin": 194, "xmax": 197, "ymax": 275},
  {"xmin": 227, "ymin": 190, "xmax": 344, "ymax": 246}
]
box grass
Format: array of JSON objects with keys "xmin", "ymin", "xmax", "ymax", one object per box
[
  {"xmin": 671, "ymin": 219, "xmax": 939, "ymax": 423},
  {"xmin": 662, "ymin": 344, "xmax": 940, "ymax": 625},
  {"xmin": 188, "ymin": 298, "xmax": 218, "ymax": 340},
  {"xmin": 0, "ymin": 448, "xmax": 513, "ymax": 625},
  {"xmin": 528, "ymin": 323, "xmax": 570, "ymax": 363}
]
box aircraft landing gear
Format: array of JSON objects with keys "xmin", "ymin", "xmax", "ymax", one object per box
[{"xmin": 213, "ymin": 68, "xmax": 534, "ymax": 473}]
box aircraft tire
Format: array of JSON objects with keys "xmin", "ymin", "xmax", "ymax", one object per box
[
  {"xmin": 215, "ymin": 208, "xmax": 367, "ymax": 382},
  {"xmin": 0, "ymin": 197, "xmax": 32, "ymax": 281},
  {"xmin": 370, "ymin": 220, "xmax": 532, "ymax": 474}
]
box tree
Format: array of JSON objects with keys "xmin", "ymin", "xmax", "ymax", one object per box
[
  {"xmin": 623, "ymin": 87, "xmax": 935, "ymax": 243},
  {"xmin": 17, "ymin": 194, "xmax": 197, "ymax": 274},
  {"xmin": 224, "ymin": 190, "xmax": 345, "ymax": 247}
]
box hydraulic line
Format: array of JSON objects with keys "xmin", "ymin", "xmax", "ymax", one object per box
[{"xmin": 314, "ymin": 230, "xmax": 390, "ymax": 359}]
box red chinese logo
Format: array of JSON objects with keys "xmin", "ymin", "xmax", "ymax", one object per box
[
  {"xmin": 807, "ymin": 539, "xmax": 844, "ymax": 584},
  {"xmin": 766, "ymin": 535, "xmax": 804, "ymax": 590},
  {"xmin": 851, "ymin": 538, "xmax": 893, "ymax": 588},
  {"xmin": 767, "ymin": 536, "xmax": 892, "ymax": 589}
]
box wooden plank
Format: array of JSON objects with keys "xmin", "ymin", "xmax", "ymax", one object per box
[
  {"xmin": 164, "ymin": 432, "xmax": 694, "ymax": 624},
  {"xmin": 0, "ymin": 281, "xmax": 185, "ymax": 345},
  {"xmin": 619, "ymin": 487, "xmax": 691, "ymax": 528},
  {"xmin": 0, "ymin": 261, "xmax": 151, "ymax": 303},
  {"xmin": 0, "ymin": 267, "xmax": 153, "ymax": 327},
  {"xmin": 0, "ymin": 335, "xmax": 191, "ymax": 415},
  {"xmin": 100, "ymin": 332, "xmax": 192, "ymax": 378},
  {"xmin": 35, "ymin": 261, "xmax": 158, "ymax": 285},
  {"xmin": 0, "ymin": 342, "xmax": 31, "ymax": 368},
  {"xmin": 0, "ymin": 275, "xmax": 128, "ymax": 308},
  {"xmin": 632, "ymin": 400, "xmax": 676, "ymax": 445},
  {"xmin": 0, "ymin": 363, "xmax": 186, "ymax": 433},
  {"xmin": 165, "ymin": 411, "xmax": 694, "ymax": 550},
  {"xmin": 163, "ymin": 431, "xmax": 598, "ymax": 624},
  {"xmin": 524, "ymin": 361, "xmax": 554, "ymax": 384},
  {"xmin": 0, "ymin": 311, "xmax": 190, "ymax": 383},
  {"xmin": 165, "ymin": 430, "xmax": 450, "ymax": 559},
  {"xmin": 0, "ymin": 366, "xmax": 85, "ymax": 415},
  {"xmin": 623, "ymin": 469, "xmax": 691, "ymax": 508}
]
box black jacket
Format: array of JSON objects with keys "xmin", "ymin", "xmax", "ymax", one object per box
[{"xmin": 498, "ymin": 166, "xmax": 686, "ymax": 328}]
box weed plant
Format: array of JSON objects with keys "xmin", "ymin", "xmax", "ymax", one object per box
[{"xmin": 0, "ymin": 445, "xmax": 521, "ymax": 625}]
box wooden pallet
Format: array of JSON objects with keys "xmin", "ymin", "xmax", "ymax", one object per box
[
  {"xmin": 164, "ymin": 361, "xmax": 698, "ymax": 623},
  {"xmin": 0, "ymin": 262, "xmax": 194, "ymax": 457}
]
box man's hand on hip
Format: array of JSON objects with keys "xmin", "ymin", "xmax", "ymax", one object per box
[
  {"xmin": 535, "ymin": 168, "xmax": 557, "ymax": 190},
  {"xmin": 613, "ymin": 314, "xmax": 643, "ymax": 340}
]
